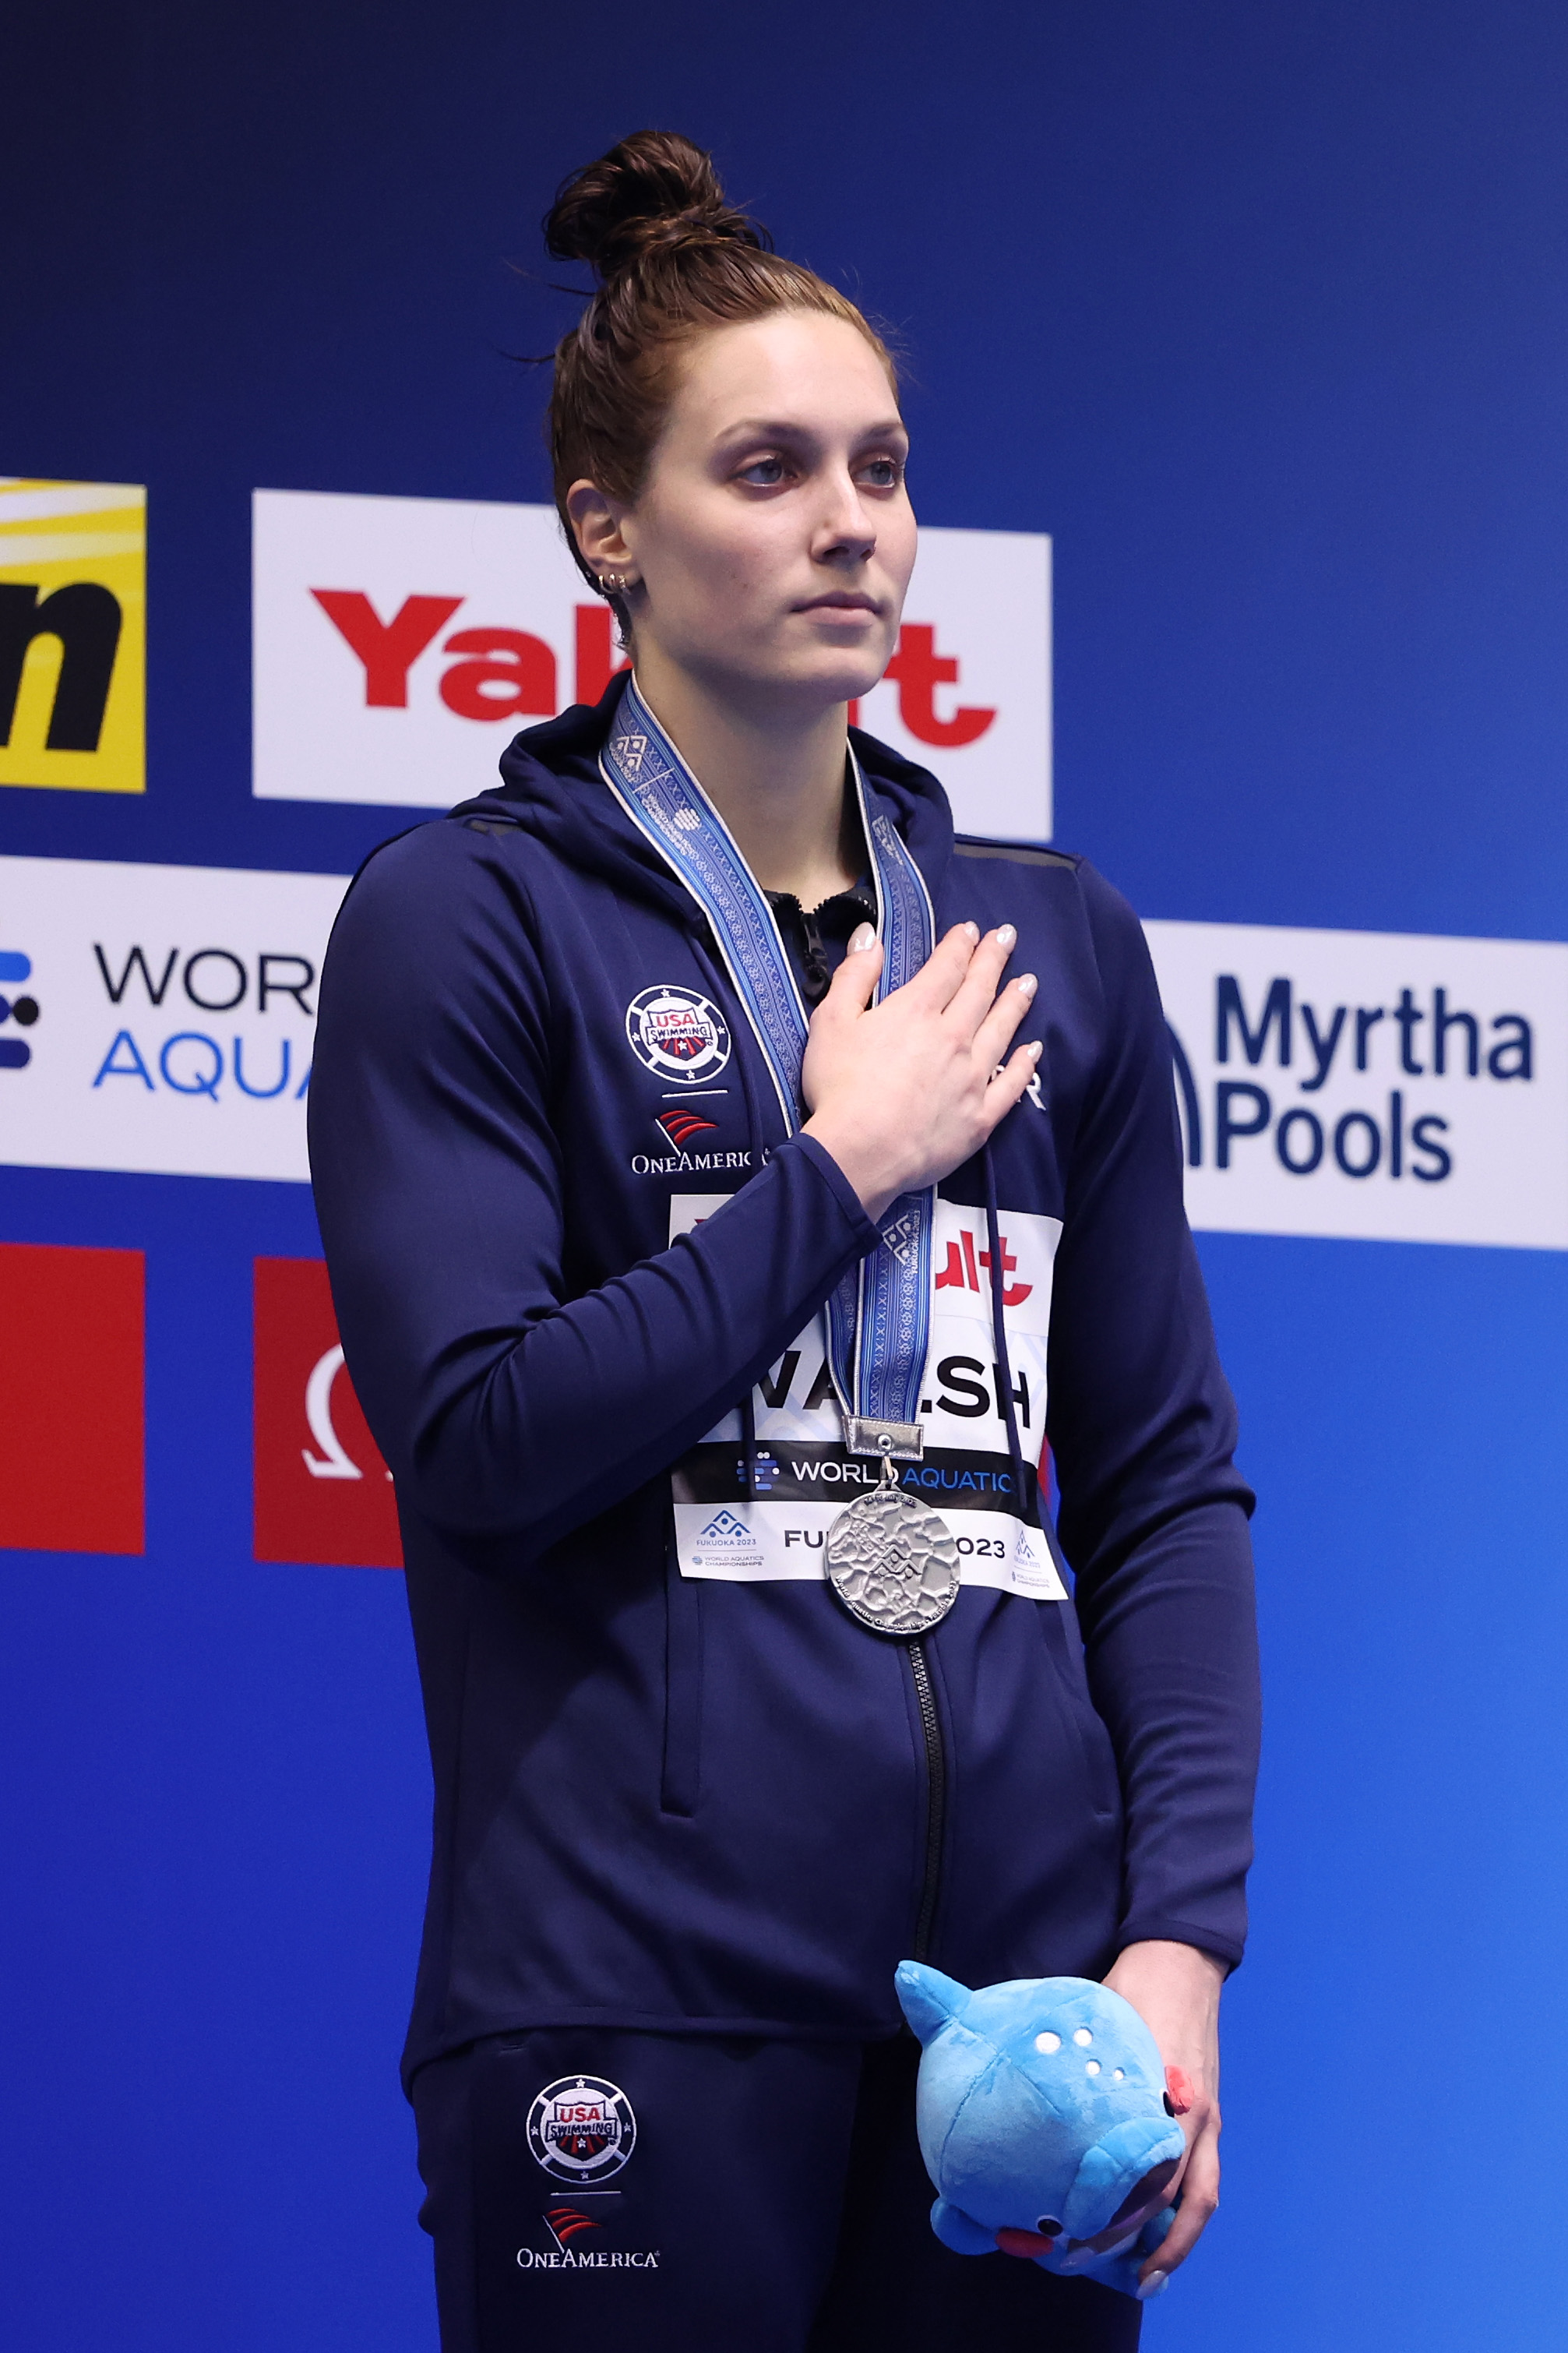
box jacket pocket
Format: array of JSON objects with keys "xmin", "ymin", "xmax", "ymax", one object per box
[
  {"xmin": 1037, "ymin": 1597, "xmax": 1122, "ymax": 1825},
  {"xmin": 661, "ymin": 1533, "xmax": 703, "ymax": 1817}
]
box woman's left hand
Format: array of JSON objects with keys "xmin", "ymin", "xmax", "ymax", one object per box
[{"xmin": 1101, "ymin": 1938, "xmax": 1226, "ymax": 2294}]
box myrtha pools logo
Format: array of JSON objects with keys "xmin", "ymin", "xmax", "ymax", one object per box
[
  {"xmin": 527, "ymin": 2076, "xmax": 637, "ymax": 2185},
  {"xmin": 625, "ymin": 986, "xmax": 731, "ymax": 1085}
]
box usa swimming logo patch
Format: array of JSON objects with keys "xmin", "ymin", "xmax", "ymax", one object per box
[
  {"xmin": 527, "ymin": 2076, "xmax": 637, "ymax": 2184},
  {"xmin": 625, "ymin": 986, "xmax": 731, "ymax": 1085}
]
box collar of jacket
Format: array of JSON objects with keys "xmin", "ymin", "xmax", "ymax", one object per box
[{"xmin": 446, "ymin": 671, "xmax": 957, "ymax": 926}]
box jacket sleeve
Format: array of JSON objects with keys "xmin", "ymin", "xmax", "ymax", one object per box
[
  {"xmin": 1045, "ymin": 863, "xmax": 1262, "ymax": 1971},
  {"xmin": 306, "ymin": 821, "xmax": 878, "ymax": 1557}
]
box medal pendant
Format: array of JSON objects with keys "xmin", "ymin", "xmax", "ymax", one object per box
[{"xmin": 826, "ymin": 1463, "xmax": 960, "ymax": 1636}]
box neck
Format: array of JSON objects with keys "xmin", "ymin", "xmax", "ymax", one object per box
[{"xmin": 631, "ymin": 648, "xmax": 861, "ymax": 907}]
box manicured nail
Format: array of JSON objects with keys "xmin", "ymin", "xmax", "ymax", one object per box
[
  {"xmin": 1017, "ymin": 973, "xmax": 1038, "ymax": 1000},
  {"xmin": 848, "ymin": 923, "xmax": 876, "ymax": 952},
  {"xmin": 1136, "ymin": 2271, "xmax": 1170, "ymax": 2302},
  {"xmin": 962, "ymin": 921, "xmax": 980, "ymax": 942},
  {"xmin": 996, "ymin": 924, "xmax": 1017, "ymax": 949},
  {"xmin": 1029, "ymin": 1039, "xmax": 1043, "ymax": 1059}
]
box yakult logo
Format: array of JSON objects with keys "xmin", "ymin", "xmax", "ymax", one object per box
[
  {"xmin": 1147, "ymin": 919, "xmax": 1568, "ymax": 1251},
  {"xmin": 252, "ymin": 489, "xmax": 1052, "ymax": 839}
]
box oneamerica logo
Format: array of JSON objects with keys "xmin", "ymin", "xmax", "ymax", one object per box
[
  {"xmin": 517, "ymin": 2247, "xmax": 660, "ymax": 2269},
  {"xmin": 625, "ymin": 985, "xmax": 731, "ymax": 1084},
  {"xmin": 527, "ymin": 2076, "xmax": 636, "ymax": 2184},
  {"xmin": 631, "ymin": 1148, "xmax": 753, "ymax": 1175}
]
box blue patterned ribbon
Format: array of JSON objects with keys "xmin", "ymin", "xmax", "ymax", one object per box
[{"xmin": 601, "ymin": 676, "xmax": 936, "ymax": 1431}]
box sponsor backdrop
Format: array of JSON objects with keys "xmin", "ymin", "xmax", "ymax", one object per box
[{"xmin": 5, "ymin": 5, "xmax": 1566, "ymax": 2350}]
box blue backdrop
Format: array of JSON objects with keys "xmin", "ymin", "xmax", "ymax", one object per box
[{"xmin": 5, "ymin": 4, "xmax": 1566, "ymax": 2346}]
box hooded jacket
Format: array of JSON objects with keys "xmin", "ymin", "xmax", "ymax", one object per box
[{"xmin": 308, "ymin": 681, "xmax": 1260, "ymax": 2091}]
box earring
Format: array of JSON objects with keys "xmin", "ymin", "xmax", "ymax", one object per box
[{"xmin": 601, "ymin": 569, "xmax": 639, "ymax": 594}]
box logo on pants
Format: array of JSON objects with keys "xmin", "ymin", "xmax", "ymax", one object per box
[{"xmin": 527, "ymin": 2076, "xmax": 637, "ymax": 2184}]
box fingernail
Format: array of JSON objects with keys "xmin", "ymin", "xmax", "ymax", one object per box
[
  {"xmin": 1017, "ymin": 973, "xmax": 1038, "ymax": 1000},
  {"xmin": 848, "ymin": 923, "xmax": 877, "ymax": 952},
  {"xmin": 1136, "ymin": 2271, "xmax": 1170, "ymax": 2302},
  {"xmin": 1029, "ymin": 1039, "xmax": 1043, "ymax": 1060},
  {"xmin": 996, "ymin": 924, "xmax": 1017, "ymax": 949},
  {"xmin": 962, "ymin": 921, "xmax": 980, "ymax": 942}
]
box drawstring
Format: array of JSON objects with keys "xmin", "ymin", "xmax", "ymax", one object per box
[
  {"xmin": 692, "ymin": 927, "xmax": 763, "ymax": 1505},
  {"xmin": 983, "ymin": 1143, "xmax": 1032, "ymax": 1529}
]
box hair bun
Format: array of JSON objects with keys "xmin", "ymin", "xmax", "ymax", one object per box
[{"xmin": 544, "ymin": 130, "xmax": 765, "ymax": 280}]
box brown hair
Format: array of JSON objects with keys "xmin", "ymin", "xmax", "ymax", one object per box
[{"xmin": 544, "ymin": 131, "xmax": 897, "ymax": 624}]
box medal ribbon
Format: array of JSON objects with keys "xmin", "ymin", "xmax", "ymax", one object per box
[{"xmin": 601, "ymin": 676, "xmax": 936, "ymax": 1431}]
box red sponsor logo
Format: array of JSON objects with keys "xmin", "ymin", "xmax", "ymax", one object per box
[
  {"xmin": 0, "ymin": 1242, "xmax": 143, "ymax": 1554},
  {"xmin": 849, "ymin": 623, "xmax": 995, "ymax": 747},
  {"xmin": 309, "ymin": 594, "xmax": 632, "ymax": 718},
  {"xmin": 252, "ymin": 1257, "xmax": 401, "ymax": 1568},
  {"xmin": 654, "ymin": 1107, "xmax": 717, "ymax": 1147},
  {"xmin": 311, "ymin": 590, "xmax": 992, "ymax": 748},
  {"xmin": 545, "ymin": 2207, "xmax": 600, "ymax": 2246},
  {"xmin": 934, "ymin": 1226, "xmax": 1034, "ymax": 1307}
]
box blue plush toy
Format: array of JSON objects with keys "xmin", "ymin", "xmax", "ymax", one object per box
[{"xmin": 895, "ymin": 1962, "xmax": 1190, "ymax": 2301}]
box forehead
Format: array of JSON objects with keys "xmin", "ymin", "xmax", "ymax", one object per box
[{"xmin": 668, "ymin": 311, "xmax": 901, "ymax": 438}]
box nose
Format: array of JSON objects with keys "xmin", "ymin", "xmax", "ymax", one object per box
[{"xmin": 812, "ymin": 467, "xmax": 876, "ymax": 567}]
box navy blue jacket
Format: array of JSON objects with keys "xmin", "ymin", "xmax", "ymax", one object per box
[{"xmin": 308, "ymin": 682, "xmax": 1260, "ymax": 2090}]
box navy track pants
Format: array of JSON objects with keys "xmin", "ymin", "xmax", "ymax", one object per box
[{"xmin": 413, "ymin": 2026, "xmax": 1143, "ymax": 2352}]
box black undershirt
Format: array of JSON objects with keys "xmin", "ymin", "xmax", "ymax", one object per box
[{"xmin": 765, "ymin": 881, "xmax": 878, "ymax": 1007}]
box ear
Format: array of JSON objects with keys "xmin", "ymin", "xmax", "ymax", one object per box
[
  {"xmin": 895, "ymin": 1961, "xmax": 972, "ymax": 2047},
  {"xmin": 565, "ymin": 478, "xmax": 635, "ymax": 582}
]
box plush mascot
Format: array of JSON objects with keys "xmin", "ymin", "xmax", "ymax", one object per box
[{"xmin": 895, "ymin": 1963, "xmax": 1191, "ymax": 2301}]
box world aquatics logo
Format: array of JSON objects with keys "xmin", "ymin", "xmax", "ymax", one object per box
[{"xmin": 0, "ymin": 947, "xmax": 38, "ymax": 1069}]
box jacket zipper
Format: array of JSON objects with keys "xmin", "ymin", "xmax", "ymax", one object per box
[{"xmin": 905, "ymin": 1637, "xmax": 946, "ymax": 1962}]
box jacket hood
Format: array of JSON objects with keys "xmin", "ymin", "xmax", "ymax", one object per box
[{"xmin": 450, "ymin": 672, "xmax": 957, "ymax": 920}]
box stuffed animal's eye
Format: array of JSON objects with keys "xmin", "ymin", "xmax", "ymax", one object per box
[
  {"xmin": 1163, "ymin": 2093, "xmax": 1176, "ymax": 2116},
  {"xmin": 1036, "ymin": 2216, "xmax": 1064, "ymax": 2237}
]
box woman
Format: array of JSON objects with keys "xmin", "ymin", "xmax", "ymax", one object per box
[{"xmin": 309, "ymin": 131, "xmax": 1260, "ymax": 2353}]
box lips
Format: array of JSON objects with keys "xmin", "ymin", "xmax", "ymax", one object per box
[{"xmin": 795, "ymin": 594, "xmax": 879, "ymax": 614}]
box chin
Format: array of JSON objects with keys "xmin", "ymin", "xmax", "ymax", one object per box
[
  {"xmin": 784, "ymin": 649, "xmax": 891, "ymax": 707},
  {"xmin": 693, "ymin": 637, "xmax": 888, "ymax": 711}
]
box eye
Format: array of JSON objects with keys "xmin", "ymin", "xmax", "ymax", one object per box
[
  {"xmin": 735, "ymin": 453, "xmax": 791, "ymax": 487},
  {"xmin": 858, "ymin": 455, "xmax": 903, "ymax": 489},
  {"xmin": 1035, "ymin": 2216, "xmax": 1064, "ymax": 2237}
]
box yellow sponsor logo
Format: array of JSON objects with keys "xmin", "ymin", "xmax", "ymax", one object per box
[{"xmin": 0, "ymin": 478, "xmax": 145, "ymax": 794}]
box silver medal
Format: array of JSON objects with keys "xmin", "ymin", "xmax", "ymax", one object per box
[{"xmin": 826, "ymin": 1453, "xmax": 960, "ymax": 1636}]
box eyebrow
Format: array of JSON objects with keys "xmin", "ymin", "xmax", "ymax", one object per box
[{"xmin": 714, "ymin": 415, "xmax": 908, "ymax": 444}]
